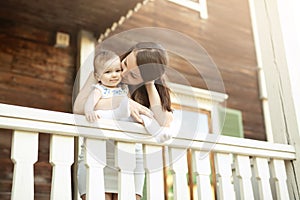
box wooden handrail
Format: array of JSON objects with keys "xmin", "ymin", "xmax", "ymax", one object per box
[{"xmin": 0, "ymin": 103, "xmax": 296, "ymax": 200}]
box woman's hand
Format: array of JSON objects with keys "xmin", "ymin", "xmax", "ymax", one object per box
[
  {"xmin": 85, "ymin": 111, "xmax": 100, "ymax": 122},
  {"xmin": 129, "ymin": 99, "xmax": 153, "ymax": 124}
]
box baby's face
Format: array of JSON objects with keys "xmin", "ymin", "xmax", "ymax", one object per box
[{"xmin": 99, "ymin": 60, "xmax": 122, "ymax": 88}]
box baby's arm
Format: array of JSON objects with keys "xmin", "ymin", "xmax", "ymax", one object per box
[
  {"xmin": 73, "ymin": 72, "xmax": 98, "ymax": 114},
  {"xmin": 84, "ymin": 88, "xmax": 102, "ymax": 122}
]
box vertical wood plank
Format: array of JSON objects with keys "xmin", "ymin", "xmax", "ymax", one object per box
[
  {"xmin": 235, "ymin": 155, "xmax": 254, "ymax": 200},
  {"xmin": 187, "ymin": 149, "xmax": 194, "ymax": 200},
  {"xmin": 270, "ymin": 159, "xmax": 290, "ymax": 200},
  {"xmin": 214, "ymin": 153, "xmax": 235, "ymax": 200},
  {"xmin": 75, "ymin": 29, "xmax": 97, "ymax": 200},
  {"xmin": 77, "ymin": 30, "xmax": 96, "ymax": 87},
  {"xmin": 193, "ymin": 151, "xmax": 213, "ymax": 200},
  {"xmin": 169, "ymin": 148, "xmax": 189, "ymax": 200},
  {"xmin": 144, "ymin": 145, "xmax": 164, "ymax": 200},
  {"xmin": 115, "ymin": 142, "xmax": 136, "ymax": 200},
  {"xmin": 252, "ymin": 157, "xmax": 273, "ymax": 199},
  {"xmin": 11, "ymin": 130, "xmax": 39, "ymax": 200},
  {"xmin": 49, "ymin": 135, "xmax": 74, "ymax": 200},
  {"xmin": 85, "ymin": 138, "xmax": 106, "ymax": 200}
]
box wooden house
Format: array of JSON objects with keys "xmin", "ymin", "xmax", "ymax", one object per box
[{"xmin": 0, "ymin": 0, "xmax": 299, "ymax": 199}]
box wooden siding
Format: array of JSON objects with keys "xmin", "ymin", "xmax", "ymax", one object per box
[
  {"xmin": 0, "ymin": 129, "xmax": 13, "ymax": 200},
  {"xmin": 106, "ymin": 0, "xmax": 265, "ymax": 141},
  {"xmin": 0, "ymin": 20, "xmax": 76, "ymax": 112},
  {"xmin": 0, "ymin": 21, "xmax": 76, "ymax": 199}
]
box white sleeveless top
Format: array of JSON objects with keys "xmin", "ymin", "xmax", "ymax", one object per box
[{"xmin": 92, "ymin": 84, "xmax": 128, "ymax": 98}]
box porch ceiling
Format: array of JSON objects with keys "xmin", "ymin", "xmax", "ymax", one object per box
[{"xmin": 0, "ymin": 0, "xmax": 143, "ymax": 36}]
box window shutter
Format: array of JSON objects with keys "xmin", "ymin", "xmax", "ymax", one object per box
[{"xmin": 218, "ymin": 107, "xmax": 244, "ymax": 138}]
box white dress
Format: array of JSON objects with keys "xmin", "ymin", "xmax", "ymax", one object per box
[{"xmin": 77, "ymin": 84, "xmax": 145, "ymax": 196}]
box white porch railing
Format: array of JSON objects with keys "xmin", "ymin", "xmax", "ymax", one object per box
[{"xmin": 0, "ymin": 103, "xmax": 296, "ymax": 200}]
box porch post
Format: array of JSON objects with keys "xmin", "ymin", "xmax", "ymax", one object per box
[
  {"xmin": 74, "ymin": 30, "xmax": 96, "ymax": 200},
  {"xmin": 248, "ymin": 0, "xmax": 300, "ymax": 198}
]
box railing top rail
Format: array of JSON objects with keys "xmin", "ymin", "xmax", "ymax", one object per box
[{"xmin": 0, "ymin": 103, "xmax": 296, "ymax": 160}]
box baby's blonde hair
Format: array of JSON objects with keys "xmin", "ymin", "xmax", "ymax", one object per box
[{"xmin": 93, "ymin": 50, "xmax": 120, "ymax": 76}]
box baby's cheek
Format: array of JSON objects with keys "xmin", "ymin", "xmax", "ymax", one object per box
[{"xmin": 121, "ymin": 62, "xmax": 126, "ymax": 70}]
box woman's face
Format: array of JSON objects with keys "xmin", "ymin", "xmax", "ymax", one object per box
[{"xmin": 121, "ymin": 52, "xmax": 144, "ymax": 85}]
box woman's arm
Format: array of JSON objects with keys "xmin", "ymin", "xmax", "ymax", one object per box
[
  {"xmin": 73, "ymin": 72, "xmax": 98, "ymax": 114},
  {"xmin": 128, "ymin": 98, "xmax": 153, "ymax": 124},
  {"xmin": 84, "ymin": 88, "xmax": 102, "ymax": 122},
  {"xmin": 145, "ymin": 81, "xmax": 173, "ymax": 127}
]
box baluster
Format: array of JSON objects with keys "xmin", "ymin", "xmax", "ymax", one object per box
[
  {"xmin": 85, "ymin": 139, "xmax": 106, "ymax": 200},
  {"xmin": 49, "ymin": 135, "xmax": 74, "ymax": 200},
  {"xmin": 214, "ymin": 153, "xmax": 235, "ymax": 200},
  {"xmin": 270, "ymin": 159, "xmax": 289, "ymax": 200},
  {"xmin": 11, "ymin": 130, "xmax": 39, "ymax": 200},
  {"xmin": 235, "ymin": 155, "xmax": 254, "ymax": 200},
  {"xmin": 144, "ymin": 145, "xmax": 164, "ymax": 200},
  {"xmin": 193, "ymin": 151, "xmax": 213, "ymax": 200},
  {"xmin": 169, "ymin": 148, "xmax": 189, "ymax": 200},
  {"xmin": 252, "ymin": 157, "xmax": 272, "ymax": 199},
  {"xmin": 116, "ymin": 142, "xmax": 136, "ymax": 200}
]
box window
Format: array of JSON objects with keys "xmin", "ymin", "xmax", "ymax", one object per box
[{"xmin": 168, "ymin": 0, "xmax": 208, "ymax": 19}]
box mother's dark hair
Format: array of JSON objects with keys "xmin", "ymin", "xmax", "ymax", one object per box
[
  {"xmin": 120, "ymin": 42, "xmax": 172, "ymax": 112},
  {"xmin": 120, "ymin": 42, "xmax": 168, "ymax": 82}
]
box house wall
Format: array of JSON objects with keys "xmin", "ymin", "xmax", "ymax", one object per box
[
  {"xmin": 0, "ymin": 20, "xmax": 76, "ymax": 112},
  {"xmin": 108, "ymin": 0, "xmax": 265, "ymax": 140},
  {"xmin": 0, "ymin": 20, "xmax": 76, "ymax": 200},
  {"xmin": 0, "ymin": 0, "xmax": 266, "ymax": 198}
]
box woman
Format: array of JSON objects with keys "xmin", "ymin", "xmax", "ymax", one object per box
[{"xmin": 73, "ymin": 42, "xmax": 173, "ymax": 200}]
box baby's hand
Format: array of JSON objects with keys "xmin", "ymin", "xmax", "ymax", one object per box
[{"xmin": 85, "ymin": 111, "xmax": 100, "ymax": 122}]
